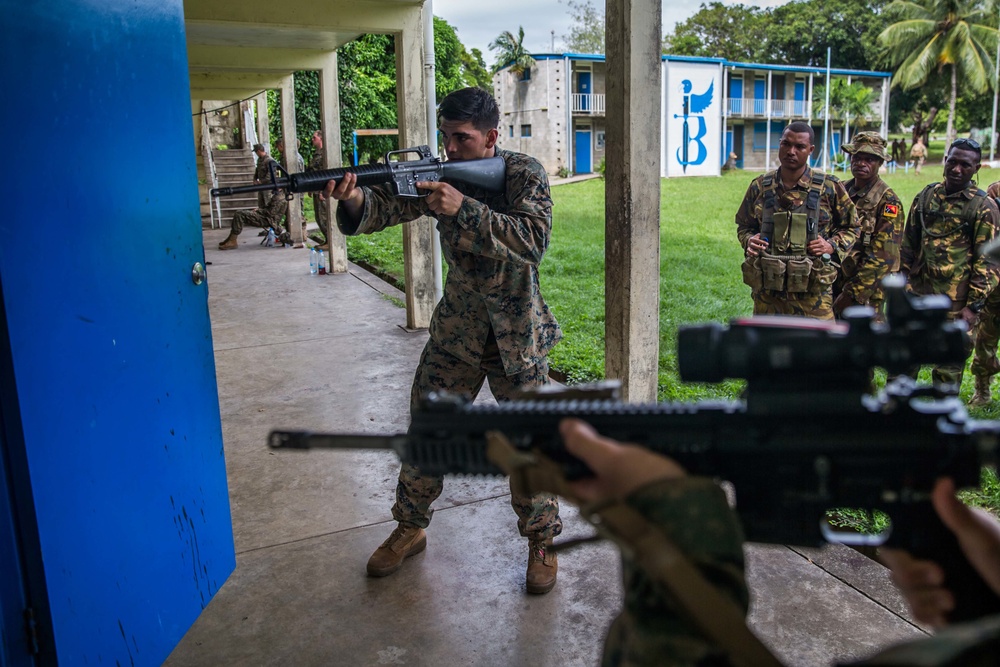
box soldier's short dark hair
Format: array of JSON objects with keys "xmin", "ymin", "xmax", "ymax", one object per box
[
  {"xmin": 438, "ymin": 87, "xmax": 500, "ymax": 132},
  {"xmin": 784, "ymin": 122, "xmax": 815, "ymax": 145}
]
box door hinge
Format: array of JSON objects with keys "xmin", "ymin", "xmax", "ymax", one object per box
[{"xmin": 24, "ymin": 607, "xmax": 40, "ymax": 655}]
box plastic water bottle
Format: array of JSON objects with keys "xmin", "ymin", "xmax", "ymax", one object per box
[
  {"xmin": 266, "ymin": 228, "xmax": 276, "ymax": 247},
  {"xmin": 318, "ymin": 249, "xmax": 326, "ymax": 275},
  {"xmin": 309, "ymin": 248, "xmax": 318, "ymax": 275}
]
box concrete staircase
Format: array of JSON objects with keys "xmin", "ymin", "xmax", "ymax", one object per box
[{"xmin": 204, "ymin": 148, "xmax": 259, "ymax": 229}]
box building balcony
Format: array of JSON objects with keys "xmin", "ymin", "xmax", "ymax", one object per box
[
  {"xmin": 572, "ymin": 93, "xmax": 605, "ymax": 115},
  {"xmin": 726, "ymin": 98, "xmax": 882, "ymax": 122}
]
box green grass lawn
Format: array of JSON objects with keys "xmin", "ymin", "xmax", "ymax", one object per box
[{"xmin": 341, "ymin": 166, "xmax": 1000, "ymax": 511}]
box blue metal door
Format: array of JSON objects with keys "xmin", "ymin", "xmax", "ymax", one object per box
[
  {"xmin": 724, "ymin": 131, "xmax": 733, "ymax": 167},
  {"xmin": 754, "ymin": 79, "xmax": 766, "ymax": 116},
  {"xmin": 794, "ymin": 81, "xmax": 806, "ymax": 117},
  {"xmin": 2, "ymin": 1, "xmax": 235, "ymax": 665},
  {"xmin": 578, "ymin": 72, "xmax": 592, "ymax": 112},
  {"xmin": 729, "ymin": 77, "xmax": 744, "ymax": 116},
  {"xmin": 575, "ymin": 130, "xmax": 593, "ymax": 173}
]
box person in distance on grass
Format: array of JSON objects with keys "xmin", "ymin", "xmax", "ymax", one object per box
[
  {"xmin": 831, "ymin": 132, "xmax": 905, "ymax": 320},
  {"xmin": 737, "ymin": 121, "xmax": 859, "ymax": 320},
  {"xmin": 325, "ymin": 87, "xmax": 565, "ymax": 595}
]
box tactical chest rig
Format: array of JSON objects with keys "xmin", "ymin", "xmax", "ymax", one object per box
[
  {"xmin": 839, "ymin": 179, "xmax": 890, "ymax": 281},
  {"xmin": 741, "ymin": 171, "xmax": 838, "ymax": 295}
]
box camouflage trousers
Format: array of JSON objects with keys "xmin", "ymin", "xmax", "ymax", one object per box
[
  {"xmin": 312, "ymin": 193, "xmax": 330, "ymax": 238},
  {"xmin": 972, "ymin": 309, "xmax": 1000, "ymax": 379},
  {"xmin": 752, "ymin": 289, "xmax": 834, "ymax": 320},
  {"xmin": 392, "ymin": 334, "xmax": 563, "ymax": 541},
  {"xmin": 231, "ymin": 208, "xmax": 284, "ymax": 236}
]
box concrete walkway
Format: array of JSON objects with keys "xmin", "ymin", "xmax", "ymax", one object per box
[{"xmin": 165, "ymin": 227, "xmax": 927, "ymax": 666}]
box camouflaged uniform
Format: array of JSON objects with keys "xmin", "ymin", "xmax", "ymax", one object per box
[
  {"xmin": 306, "ymin": 149, "xmax": 330, "ymax": 238},
  {"xmin": 736, "ymin": 167, "xmax": 859, "ymax": 319},
  {"xmin": 230, "ymin": 187, "xmax": 288, "ymax": 237},
  {"xmin": 254, "ymin": 152, "xmax": 280, "ymax": 208},
  {"xmin": 902, "ymin": 182, "xmax": 1000, "ymax": 385},
  {"xmin": 603, "ymin": 477, "xmax": 1000, "ymax": 666},
  {"xmin": 971, "ymin": 181, "xmax": 1000, "ymax": 382},
  {"xmin": 337, "ymin": 146, "xmax": 563, "ymax": 541},
  {"xmin": 834, "ymin": 177, "xmax": 905, "ymax": 315}
]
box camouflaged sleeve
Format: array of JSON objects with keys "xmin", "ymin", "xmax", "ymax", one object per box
[
  {"xmin": 900, "ymin": 193, "xmax": 923, "ymax": 276},
  {"xmin": 339, "ymin": 184, "xmax": 430, "ymax": 236},
  {"xmin": 600, "ymin": 478, "xmax": 748, "ymax": 667},
  {"xmin": 845, "ymin": 188, "xmax": 905, "ymax": 304},
  {"xmin": 445, "ymin": 151, "xmax": 553, "ymax": 265},
  {"xmin": 825, "ymin": 177, "xmax": 859, "ymax": 262},
  {"xmin": 967, "ymin": 197, "xmax": 1000, "ymax": 306},
  {"xmin": 735, "ymin": 176, "xmax": 764, "ymax": 250}
]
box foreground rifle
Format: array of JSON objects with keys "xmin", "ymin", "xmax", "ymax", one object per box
[
  {"xmin": 270, "ymin": 276, "xmax": 1000, "ymax": 621},
  {"xmin": 210, "ymin": 145, "xmax": 505, "ymax": 199}
]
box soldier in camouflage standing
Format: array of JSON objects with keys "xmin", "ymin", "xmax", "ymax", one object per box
[
  {"xmin": 307, "ymin": 130, "xmax": 331, "ymax": 249},
  {"xmin": 968, "ymin": 179, "xmax": 1000, "ymax": 405},
  {"xmin": 902, "ymin": 138, "xmax": 999, "ymax": 389},
  {"xmin": 326, "ymin": 87, "xmax": 564, "ymax": 594},
  {"xmin": 737, "ymin": 122, "xmax": 859, "ymax": 320},
  {"xmin": 832, "ymin": 132, "xmax": 905, "ymax": 319},
  {"xmin": 251, "ymin": 143, "xmax": 279, "ymax": 208}
]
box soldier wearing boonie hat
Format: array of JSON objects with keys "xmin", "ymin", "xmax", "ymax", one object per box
[{"xmin": 833, "ymin": 132, "xmax": 905, "ymax": 320}]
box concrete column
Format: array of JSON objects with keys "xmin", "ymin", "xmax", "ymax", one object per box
[
  {"xmin": 279, "ymin": 75, "xmax": 303, "ymax": 245},
  {"xmin": 319, "ymin": 52, "xmax": 348, "ymax": 273},
  {"xmin": 395, "ymin": 8, "xmax": 436, "ymax": 330},
  {"xmin": 604, "ymin": 0, "xmax": 661, "ymax": 403},
  {"xmin": 255, "ymin": 92, "xmax": 270, "ymax": 151}
]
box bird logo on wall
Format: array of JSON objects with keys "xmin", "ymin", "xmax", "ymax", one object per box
[{"xmin": 674, "ymin": 79, "xmax": 714, "ymax": 172}]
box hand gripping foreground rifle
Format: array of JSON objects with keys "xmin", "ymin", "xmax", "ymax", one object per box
[
  {"xmin": 270, "ymin": 276, "xmax": 1000, "ymax": 624},
  {"xmin": 210, "ymin": 145, "xmax": 506, "ymax": 200}
]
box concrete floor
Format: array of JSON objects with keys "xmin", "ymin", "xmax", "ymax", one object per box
[{"xmin": 165, "ymin": 227, "xmax": 928, "ymax": 666}]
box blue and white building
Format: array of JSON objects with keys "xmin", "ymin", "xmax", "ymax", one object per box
[{"xmin": 492, "ymin": 53, "xmax": 892, "ymax": 177}]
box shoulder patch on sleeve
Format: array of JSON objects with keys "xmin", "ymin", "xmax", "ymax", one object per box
[{"xmin": 883, "ymin": 203, "xmax": 899, "ymax": 218}]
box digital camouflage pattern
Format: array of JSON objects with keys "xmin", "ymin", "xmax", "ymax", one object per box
[
  {"xmin": 393, "ymin": 336, "xmax": 561, "ymax": 540},
  {"xmin": 901, "ymin": 182, "xmax": 1000, "ymax": 310},
  {"xmin": 339, "ymin": 146, "xmax": 562, "ymax": 539},
  {"xmin": 605, "ymin": 477, "xmax": 1000, "ymax": 667},
  {"xmin": 230, "ymin": 188, "xmax": 288, "ymax": 236},
  {"xmin": 835, "ymin": 177, "xmax": 905, "ymax": 313},
  {"xmin": 338, "ymin": 146, "xmax": 562, "ymax": 375},
  {"xmin": 254, "ymin": 152, "xmax": 279, "ymax": 208},
  {"xmin": 601, "ymin": 478, "xmax": 748, "ymax": 666},
  {"xmin": 736, "ymin": 167, "xmax": 859, "ymax": 319},
  {"xmin": 971, "ymin": 181, "xmax": 1000, "ymax": 380},
  {"xmin": 307, "ymin": 149, "xmax": 330, "ymax": 237}
]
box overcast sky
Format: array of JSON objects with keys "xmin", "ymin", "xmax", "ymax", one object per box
[{"xmin": 432, "ymin": 0, "xmax": 789, "ymax": 65}]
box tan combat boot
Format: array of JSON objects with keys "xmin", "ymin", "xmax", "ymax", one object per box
[
  {"xmin": 218, "ymin": 234, "xmax": 238, "ymax": 250},
  {"xmin": 526, "ymin": 539, "xmax": 557, "ymax": 594},
  {"xmin": 970, "ymin": 375, "xmax": 993, "ymax": 407},
  {"xmin": 366, "ymin": 523, "xmax": 426, "ymax": 577}
]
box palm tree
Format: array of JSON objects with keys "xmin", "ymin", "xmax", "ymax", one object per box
[
  {"xmin": 489, "ymin": 27, "xmax": 535, "ymax": 76},
  {"xmin": 878, "ymin": 0, "xmax": 998, "ymax": 149}
]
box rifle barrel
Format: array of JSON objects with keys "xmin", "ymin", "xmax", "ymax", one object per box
[{"xmin": 210, "ymin": 181, "xmax": 289, "ymax": 197}]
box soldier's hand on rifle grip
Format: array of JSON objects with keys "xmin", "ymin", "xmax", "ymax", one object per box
[
  {"xmin": 807, "ymin": 237, "xmax": 835, "ymax": 256},
  {"xmin": 746, "ymin": 234, "xmax": 769, "ymax": 257},
  {"xmin": 560, "ymin": 418, "xmax": 686, "ymax": 504},
  {"xmin": 880, "ymin": 479, "xmax": 1000, "ymax": 628},
  {"xmin": 417, "ymin": 181, "xmax": 465, "ymax": 216}
]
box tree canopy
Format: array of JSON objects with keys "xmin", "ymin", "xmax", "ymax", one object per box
[
  {"xmin": 561, "ymin": 0, "xmax": 606, "ymax": 54},
  {"xmin": 490, "ymin": 27, "xmax": 535, "ymax": 74}
]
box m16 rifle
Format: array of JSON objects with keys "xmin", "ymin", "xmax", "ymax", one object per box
[
  {"xmin": 270, "ymin": 276, "xmax": 1000, "ymax": 621},
  {"xmin": 210, "ymin": 145, "xmax": 506, "ymax": 200}
]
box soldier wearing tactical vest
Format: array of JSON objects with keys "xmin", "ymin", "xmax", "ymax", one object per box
[
  {"xmin": 968, "ymin": 180, "xmax": 1000, "ymax": 406},
  {"xmin": 832, "ymin": 132, "xmax": 905, "ymax": 319},
  {"xmin": 737, "ymin": 122, "xmax": 859, "ymax": 320},
  {"xmin": 902, "ymin": 138, "xmax": 1000, "ymax": 389}
]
